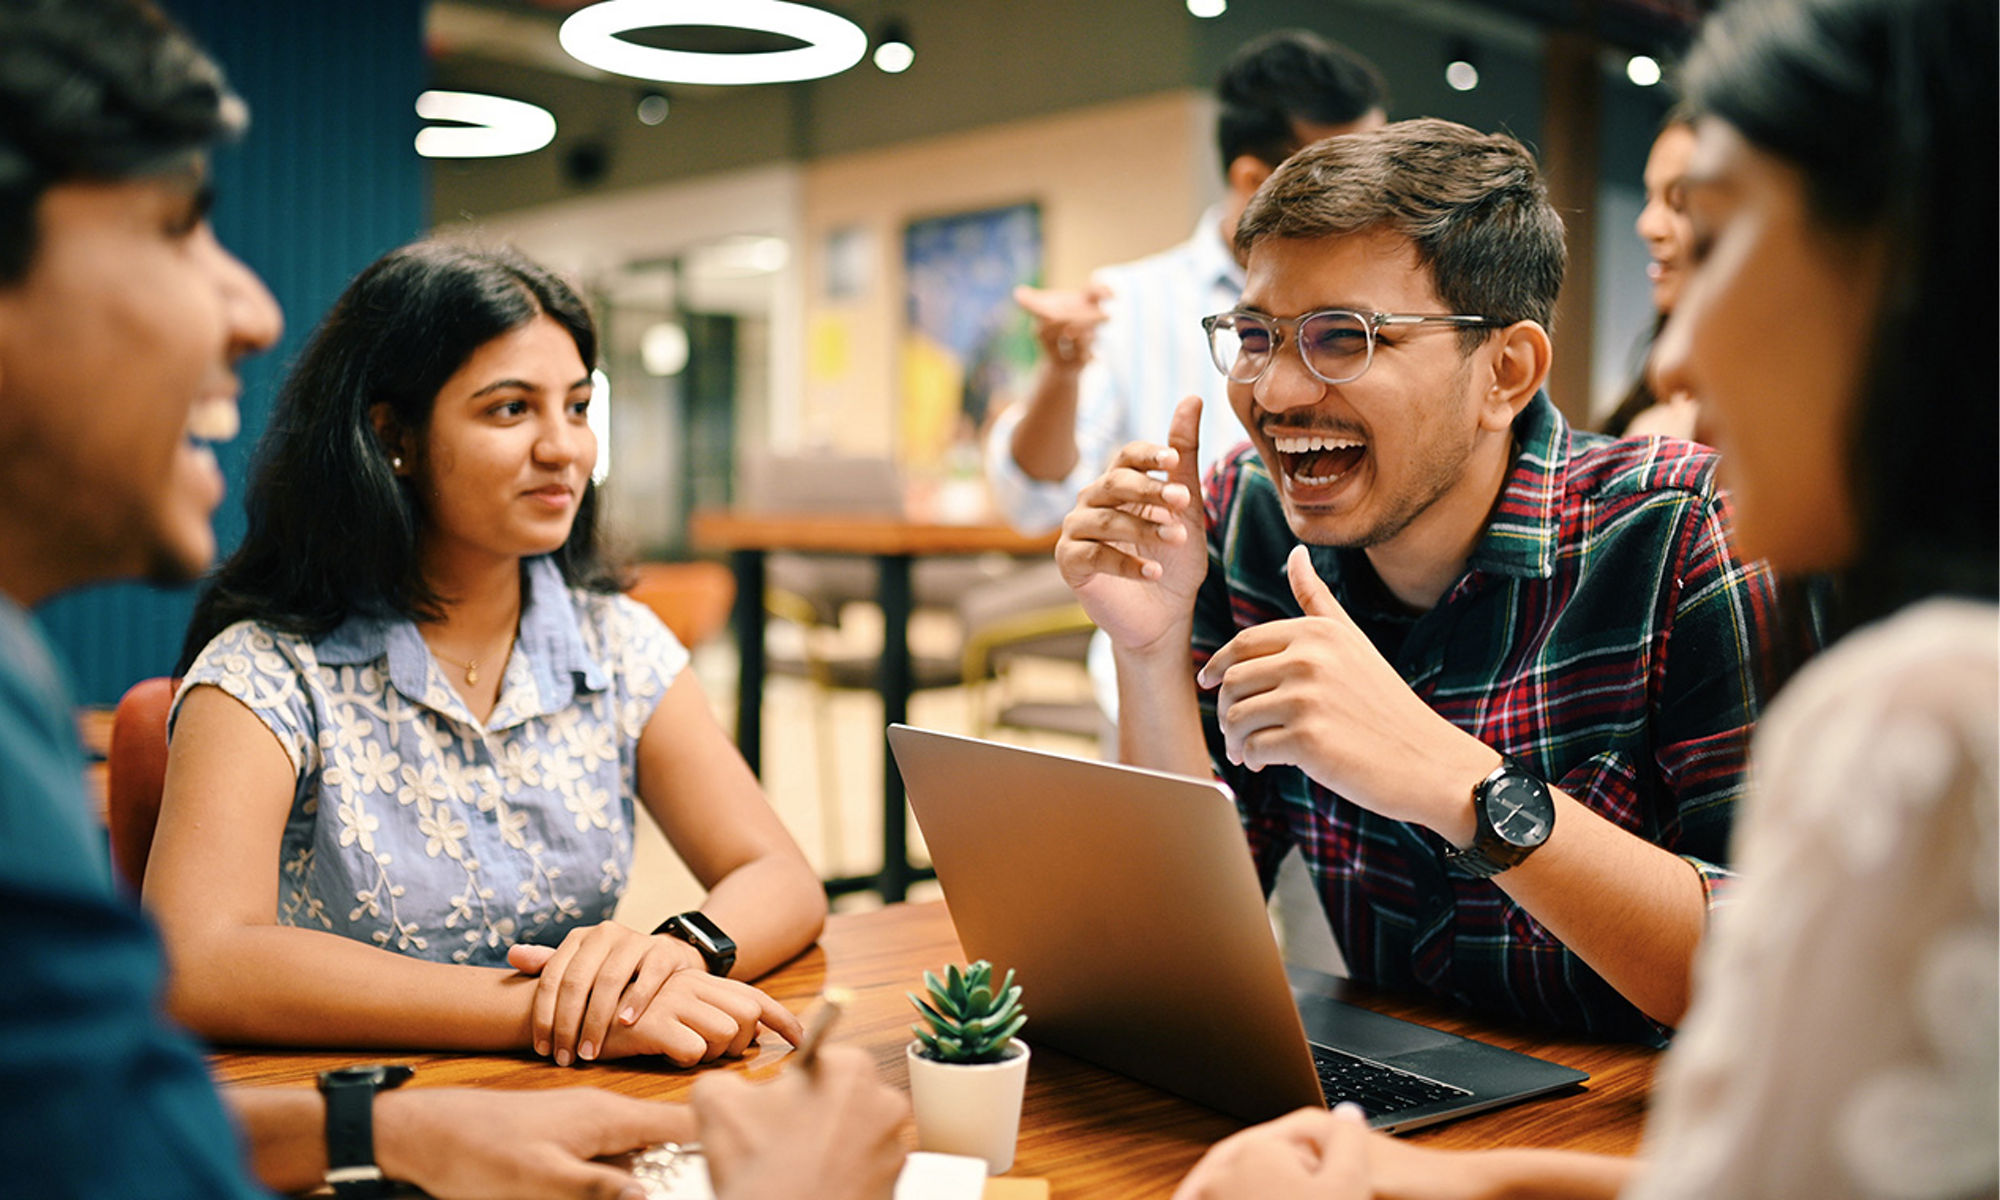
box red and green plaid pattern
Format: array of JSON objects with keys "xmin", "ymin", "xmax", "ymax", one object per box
[{"xmin": 1194, "ymin": 394, "xmax": 1780, "ymax": 1041}]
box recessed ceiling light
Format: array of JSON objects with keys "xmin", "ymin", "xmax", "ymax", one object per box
[
  {"xmin": 873, "ymin": 18, "xmax": 914, "ymax": 74},
  {"xmin": 1626, "ymin": 55, "xmax": 1663, "ymax": 87},
  {"xmin": 1187, "ymin": 0, "xmax": 1227, "ymax": 17},
  {"xmin": 414, "ymin": 90, "xmax": 557, "ymax": 158},
  {"xmin": 559, "ymin": 0, "xmax": 867, "ymax": 85}
]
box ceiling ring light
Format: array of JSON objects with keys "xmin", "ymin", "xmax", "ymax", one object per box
[
  {"xmin": 415, "ymin": 90, "xmax": 557, "ymax": 158},
  {"xmin": 560, "ymin": 0, "xmax": 867, "ymax": 85}
]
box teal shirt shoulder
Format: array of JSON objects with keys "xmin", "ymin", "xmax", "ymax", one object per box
[{"xmin": 0, "ymin": 596, "xmax": 268, "ymax": 1197}]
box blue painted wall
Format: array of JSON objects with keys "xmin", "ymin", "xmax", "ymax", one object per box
[{"xmin": 35, "ymin": 2, "xmax": 426, "ymax": 704}]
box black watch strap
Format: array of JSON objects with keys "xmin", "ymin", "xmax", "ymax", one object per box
[{"xmin": 318, "ymin": 1064, "xmax": 413, "ymax": 1198}]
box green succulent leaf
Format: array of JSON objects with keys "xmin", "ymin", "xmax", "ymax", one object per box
[
  {"xmin": 921, "ymin": 971, "xmax": 960, "ymax": 1019},
  {"xmin": 908, "ymin": 993, "xmax": 953, "ymax": 1032},
  {"xmin": 910, "ymin": 960, "xmax": 1028, "ymax": 1062}
]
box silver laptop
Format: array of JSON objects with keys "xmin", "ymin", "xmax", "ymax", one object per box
[{"xmin": 888, "ymin": 725, "xmax": 1588, "ymax": 1131}]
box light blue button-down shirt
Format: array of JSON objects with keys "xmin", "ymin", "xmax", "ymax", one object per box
[{"xmin": 174, "ymin": 556, "xmax": 688, "ymax": 965}]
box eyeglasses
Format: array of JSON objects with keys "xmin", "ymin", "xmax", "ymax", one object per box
[{"xmin": 1200, "ymin": 308, "xmax": 1504, "ymax": 386}]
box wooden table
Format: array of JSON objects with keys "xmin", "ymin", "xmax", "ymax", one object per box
[
  {"xmin": 688, "ymin": 511, "xmax": 1058, "ymax": 902},
  {"xmin": 210, "ymin": 902, "xmax": 1656, "ymax": 1196}
]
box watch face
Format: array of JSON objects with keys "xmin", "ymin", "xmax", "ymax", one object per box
[{"xmin": 1486, "ymin": 774, "xmax": 1553, "ymax": 847}]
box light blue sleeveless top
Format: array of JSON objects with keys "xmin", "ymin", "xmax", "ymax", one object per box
[{"xmin": 174, "ymin": 556, "xmax": 687, "ymax": 966}]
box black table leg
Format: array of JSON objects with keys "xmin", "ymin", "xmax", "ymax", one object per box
[
  {"xmin": 729, "ymin": 548, "xmax": 765, "ymax": 775},
  {"xmin": 875, "ymin": 553, "xmax": 914, "ymax": 902}
]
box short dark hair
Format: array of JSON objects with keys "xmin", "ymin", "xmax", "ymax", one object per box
[
  {"xmin": 1684, "ymin": 0, "xmax": 1996, "ymax": 628},
  {"xmin": 1233, "ymin": 118, "xmax": 1567, "ymax": 345},
  {"xmin": 1215, "ymin": 29, "xmax": 1387, "ymax": 171},
  {"xmin": 0, "ymin": 0, "xmax": 244, "ymax": 283},
  {"xmin": 180, "ymin": 241, "xmax": 622, "ymax": 671}
]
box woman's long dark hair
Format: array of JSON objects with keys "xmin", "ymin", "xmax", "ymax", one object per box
[
  {"xmin": 1682, "ymin": 0, "xmax": 1997, "ymax": 636},
  {"xmin": 179, "ymin": 241, "xmax": 622, "ymax": 671}
]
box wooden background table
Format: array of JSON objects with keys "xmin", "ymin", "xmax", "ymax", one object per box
[
  {"xmin": 687, "ymin": 511, "xmax": 1058, "ymax": 901},
  {"xmin": 210, "ymin": 901, "xmax": 1657, "ymax": 1196}
]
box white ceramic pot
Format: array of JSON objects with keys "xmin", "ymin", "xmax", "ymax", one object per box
[{"xmin": 905, "ymin": 1038, "xmax": 1031, "ymax": 1174}]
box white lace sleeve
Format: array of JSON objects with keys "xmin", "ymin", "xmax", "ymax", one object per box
[{"xmin": 1626, "ymin": 600, "xmax": 1998, "ymax": 1200}]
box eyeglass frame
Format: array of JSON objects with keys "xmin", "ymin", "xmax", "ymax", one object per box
[{"xmin": 1200, "ymin": 308, "xmax": 1507, "ymax": 386}]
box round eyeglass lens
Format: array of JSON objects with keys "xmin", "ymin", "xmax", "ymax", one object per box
[
  {"xmin": 1298, "ymin": 311, "xmax": 1373, "ymax": 383},
  {"xmin": 1208, "ymin": 314, "xmax": 1273, "ymax": 382}
]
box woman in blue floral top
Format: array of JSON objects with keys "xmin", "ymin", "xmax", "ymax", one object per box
[{"xmin": 147, "ymin": 241, "xmax": 824, "ymax": 1070}]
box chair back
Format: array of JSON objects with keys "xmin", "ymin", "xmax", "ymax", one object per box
[
  {"xmin": 106, "ymin": 676, "xmax": 175, "ymax": 892},
  {"xmin": 626, "ymin": 561, "xmax": 737, "ymax": 649}
]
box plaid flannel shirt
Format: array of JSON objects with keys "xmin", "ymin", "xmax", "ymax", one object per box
[{"xmin": 1194, "ymin": 393, "xmax": 1779, "ymax": 1041}]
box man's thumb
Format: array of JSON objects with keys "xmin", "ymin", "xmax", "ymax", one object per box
[
  {"xmin": 1287, "ymin": 544, "xmax": 1340, "ymax": 617},
  {"xmin": 1169, "ymin": 395, "xmax": 1203, "ymax": 487}
]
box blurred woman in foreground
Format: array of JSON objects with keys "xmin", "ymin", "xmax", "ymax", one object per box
[{"xmin": 1176, "ymin": 0, "xmax": 1997, "ymax": 1193}]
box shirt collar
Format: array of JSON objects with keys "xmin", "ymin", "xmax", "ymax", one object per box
[
  {"xmin": 1190, "ymin": 203, "xmax": 1246, "ymax": 295},
  {"xmin": 1465, "ymin": 390, "xmax": 1568, "ymax": 580},
  {"xmin": 317, "ymin": 556, "xmax": 610, "ymax": 727}
]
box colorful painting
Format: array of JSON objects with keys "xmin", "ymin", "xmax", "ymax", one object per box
[{"xmin": 900, "ymin": 203, "xmax": 1042, "ymax": 475}]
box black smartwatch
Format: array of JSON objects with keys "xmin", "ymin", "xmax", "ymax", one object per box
[
  {"xmin": 655, "ymin": 910, "xmax": 737, "ymax": 977},
  {"xmin": 1443, "ymin": 758, "xmax": 1556, "ymax": 878},
  {"xmin": 316, "ymin": 1063, "xmax": 413, "ymax": 1199}
]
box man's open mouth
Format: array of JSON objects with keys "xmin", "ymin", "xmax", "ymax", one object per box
[{"xmin": 1271, "ymin": 433, "xmax": 1366, "ymax": 488}]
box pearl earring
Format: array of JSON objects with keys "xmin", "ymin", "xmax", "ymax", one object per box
[{"xmin": 391, "ymin": 456, "xmax": 404, "ymax": 470}]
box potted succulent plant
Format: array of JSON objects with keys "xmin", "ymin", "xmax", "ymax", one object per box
[{"xmin": 905, "ymin": 960, "xmax": 1030, "ymax": 1174}]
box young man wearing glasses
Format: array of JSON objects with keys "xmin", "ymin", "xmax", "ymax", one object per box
[{"xmin": 1056, "ymin": 119, "xmax": 1783, "ymax": 1040}]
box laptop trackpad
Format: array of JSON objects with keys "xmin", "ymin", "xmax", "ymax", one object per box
[{"xmin": 1295, "ymin": 991, "xmax": 1462, "ymax": 1060}]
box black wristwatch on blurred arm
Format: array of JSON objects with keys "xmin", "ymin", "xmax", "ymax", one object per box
[
  {"xmin": 655, "ymin": 910, "xmax": 737, "ymax": 977},
  {"xmin": 1443, "ymin": 758, "xmax": 1556, "ymax": 878},
  {"xmin": 317, "ymin": 1063, "xmax": 413, "ymax": 1199}
]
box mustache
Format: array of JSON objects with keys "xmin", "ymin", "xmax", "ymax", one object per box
[{"xmin": 1258, "ymin": 418, "xmax": 1367, "ymax": 440}]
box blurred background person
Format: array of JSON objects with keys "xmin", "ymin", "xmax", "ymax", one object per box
[
  {"xmin": 1172, "ymin": 0, "xmax": 1997, "ymax": 1193},
  {"xmin": 987, "ymin": 29, "xmax": 1387, "ymax": 540},
  {"xmin": 1601, "ymin": 111, "xmax": 1704, "ymax": 441}
]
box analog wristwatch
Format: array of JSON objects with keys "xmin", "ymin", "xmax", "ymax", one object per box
[{"xmin": 1443, "ymin": 758, "xmax": 1556, "ymax": 878}]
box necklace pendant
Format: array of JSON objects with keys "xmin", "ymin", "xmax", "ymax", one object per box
[{"xmin": 464, "ymin": 663, "xmax": 479, "ymax": 685}]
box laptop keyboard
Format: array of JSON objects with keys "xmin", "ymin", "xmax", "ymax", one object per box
[{"xmin": 1310, "ymin": 1045, "xmax": 1471, "ymax": 1116}]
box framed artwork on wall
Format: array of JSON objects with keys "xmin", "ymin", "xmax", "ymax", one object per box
[{"xmin": 900, "ymin": 202, "xmax": 1042, "ymax": 512}]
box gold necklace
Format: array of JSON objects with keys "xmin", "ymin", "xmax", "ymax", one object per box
[{"xmin": 429, "ymin": 633, "xmax": 516, "ymax": 687}]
